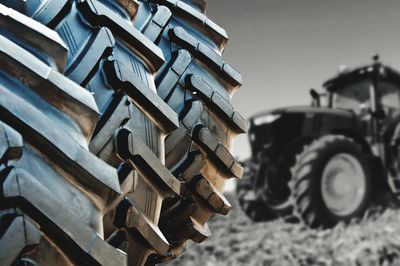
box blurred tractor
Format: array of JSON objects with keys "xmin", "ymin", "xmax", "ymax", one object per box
[{"xmin": 237, "ymin": 56, "xmax": 400, "ymax": 228}]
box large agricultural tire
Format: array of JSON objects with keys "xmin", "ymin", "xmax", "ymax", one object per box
[
  {"xmin": 0, "ymin": 6, "xmax": 131, "ymax": 265},
  {"xmin": 0, "ymin": 0, "xmax": 245, "ymax": 265},
  {"xmin": 134, "ymin": 0, "xmax": 247, "ymax": 262},
  {"xmin": 290, "ymin": 135, "xmax": 372, "ymax": 228}
]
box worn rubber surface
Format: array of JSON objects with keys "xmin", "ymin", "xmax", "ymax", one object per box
[
  {"xmin": 0, "ymin": 0, "xmax": 245, "ymax": 265},
  {"xmin": 289, "ymin": 135, "xmax": 372, "ymax": 228}
]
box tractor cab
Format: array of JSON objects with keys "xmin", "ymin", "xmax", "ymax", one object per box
[
  {"xmin": 326, "ymin": 60, "xmax": 400, "ymax": 120},
  {"xmin": 238, "ymin": 57, "xmax": 400, "ymax": 228},
  {"xmin": 323, "ymin": 57, "xmax": 400, "ymax": 159}
]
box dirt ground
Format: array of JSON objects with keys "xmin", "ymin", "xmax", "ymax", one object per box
[{"xmin": 167, "ymin": 194, "xmax": 400, "ymax": 266}]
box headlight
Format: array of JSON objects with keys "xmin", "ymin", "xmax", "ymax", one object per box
[{"xmin": 253, "ymin": 114, "xmax": 281, "ymax": 126}]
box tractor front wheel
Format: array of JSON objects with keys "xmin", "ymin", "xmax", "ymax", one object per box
[
  {"xmin": 237, "ymin": 160, "xmax": 277, "ymax": 222},
  {"xmin": 290, "ymin": 135, "xmax": 371, "ymax": 228}
]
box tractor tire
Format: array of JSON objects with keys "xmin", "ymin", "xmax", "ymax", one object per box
[
  {"xmin": 0, "ymin": 2, "xmax": 180, "ymax": 265},
  {"xmin": 0, "ymin": 0, "xmax": 245, "ymax": 265},
  {"xmin": 134, "ymin": 0, "xmax": 247, "ymax": 261},
  {"xmin": 253, "ymin": 154, "xmax": 295, "ymax": 221},
  {"xmin": 290, "ymin": 135, "xmax": 372, "ymax": 228},
  {"xmin": 237, "ymin": 149, "xmax": 301, "ymax": 223},
  {"xmin": 237, "ymin": 161, "xmax": 276, "ymax": 222}
]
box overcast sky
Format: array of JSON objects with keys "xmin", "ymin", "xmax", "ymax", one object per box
[{"xmin": 204, "ymin": 0, "xmax": 400, "ymax": 159}]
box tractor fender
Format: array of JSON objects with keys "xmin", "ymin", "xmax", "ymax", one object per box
[{"xmin": 331, "ymin": 128, "xmax": 373, "ymax": 154}]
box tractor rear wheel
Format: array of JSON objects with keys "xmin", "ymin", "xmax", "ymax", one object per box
[{"xmin": 290, "ymin": 135, "xmax": 371, "ymax": 228}]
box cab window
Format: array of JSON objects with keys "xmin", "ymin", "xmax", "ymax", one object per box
[
  {"xmin": 379, "ymin": 81, "xmax": 400, "ymax": 121},
  {"xmin": 331, "ymin": 80, "xmax": 371, "ymax": 117}
]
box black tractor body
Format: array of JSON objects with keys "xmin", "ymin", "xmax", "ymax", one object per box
[
  {"xmin": 249, "ymin": 106, "xmax": 363, "ymax": 159},
  {"xmin": 238, "ymin": 58, "xmax": 400, "ymax": 227}
]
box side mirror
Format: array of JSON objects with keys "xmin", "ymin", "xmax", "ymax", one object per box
[{"xmin": 310, "ymin": 89, "xmax": 320, "ymax": 107}]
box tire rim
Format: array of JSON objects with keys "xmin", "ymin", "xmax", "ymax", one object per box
[{"xmin": 321, "ymin": 153, "xmax": 366, "ymax": 216}]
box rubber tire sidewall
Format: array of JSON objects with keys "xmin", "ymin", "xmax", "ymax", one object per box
[{"xmin": 293, "ymin": 136, "xmax": 372, "ymax": 228}]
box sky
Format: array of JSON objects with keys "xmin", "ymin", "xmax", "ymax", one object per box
[{"xmin": 204, "ymin": 0, "xmax": 400, "ymax": 159}]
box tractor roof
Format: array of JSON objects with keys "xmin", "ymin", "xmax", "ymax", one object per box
[{"xmin": 323, "ymin": 63, "xmax": 400, "ymax": 92}]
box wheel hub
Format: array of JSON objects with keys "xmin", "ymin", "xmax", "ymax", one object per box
[{"xmin": 321, "ymin": 153, "xmax": 366, "ymax": 216}]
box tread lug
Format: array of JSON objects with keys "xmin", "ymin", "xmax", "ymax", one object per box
[
  {"xmin": 142, "ymin": 6, "xmax": 171, "ymax": 43},
  {"xmin": 105, "ymin": 59, "xmax": 179, "ymax": 133},
  {"xmin": 0, "ymin": 4, "xmax": 68, "ymax": 71},
  {"xmin": 116, "ymin": 128, "xmax": 181, "ymax": 198},
  {"xmin": 77, "ymin": 0, "xmax": 164, "ymax": 71},
  {"xmin": 0, "ymin": 121, "xmax": 23, "ymax": 163}
]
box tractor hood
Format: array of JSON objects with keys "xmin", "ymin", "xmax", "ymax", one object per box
[
  {"xmin": 248, "ymin": 106, "xmax": 361, "ymax": 157},
  {"xmin": 250, "ymin": 106, "xmax": 354, "ymax": 127}
]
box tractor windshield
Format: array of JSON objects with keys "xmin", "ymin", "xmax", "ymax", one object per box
[
  {"xmin": 331, "ymin": 79, "xmax": 400, "ymax": 121},
  {"xmin": 378, "ymin": 81, "xmax": 400, "ymax": 121},
  {"xmin": 331, "ymin": 80, "xmax": 371, "ymax": 117}
]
